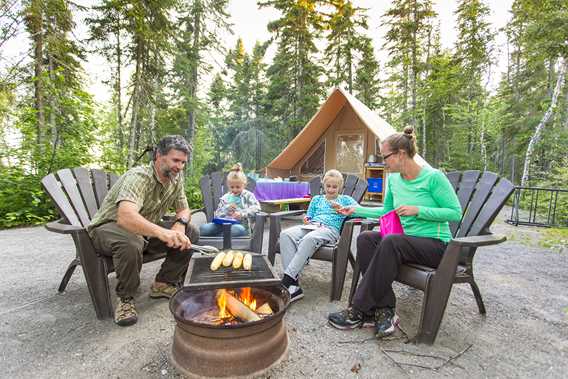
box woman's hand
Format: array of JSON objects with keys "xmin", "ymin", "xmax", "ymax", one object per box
[
  {"xmin": 232, "ymin": 211, "xmax": 242, "ymax": 220},
  {"xmin": 303, "ymin": 216, "xmax": 311, "ymax": 224},
  {"xmin": 336, "ymin": 206, "xmax": 355, "ymax": 216},
  {"xmin": 395, "ymin": 205, "xmax": 419, "ymax": 216}
]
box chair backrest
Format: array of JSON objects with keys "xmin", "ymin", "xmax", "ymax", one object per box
[
  {"xmin": 41, "ymin": 168, "xmax": 120, "ymax": 228},
  {"xmin": 199, "ymin": 171, "xmax": 257, "ymax": 222},
  {"xmin": 309, "ymin": 174, "xmax": 368, "ymax": 203},
  {"xmin": 446, "ymin": 170, "xmax": 515, "ymax": 238}
]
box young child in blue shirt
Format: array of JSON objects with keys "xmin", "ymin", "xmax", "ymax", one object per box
[
  {"xmin": 280, "ymin": 169, "xmax": 358, "ymax": 302},
  {"xmin": 199, "ymin": 164, "xmax": 260, "ymax": 237}
]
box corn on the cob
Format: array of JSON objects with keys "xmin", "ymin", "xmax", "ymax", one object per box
[
  {"xmin": 222, "ymin": 250, "xmax": 234, "ymax": 267},
  {"xmin": 210, "ymin": 252, "xmax": 226, "ymax": 271},
  {"xmin": 243, "ymin": 253, "xmax": 252, "ymax": 270},
  {"xmin": 232, "ymin": 252, "xmax": 244, "ymax": 269}
]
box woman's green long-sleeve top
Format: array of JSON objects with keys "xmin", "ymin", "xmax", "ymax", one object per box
[{"xmin": 353, "ymin": 166, "xmax": 462, "ymax": 243}]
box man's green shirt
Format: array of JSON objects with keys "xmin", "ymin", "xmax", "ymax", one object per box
[{"xmin": 88, "ymin": 162, "xmax": 188, "ymax": 234}]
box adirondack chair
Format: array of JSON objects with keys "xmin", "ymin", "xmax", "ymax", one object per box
[
  {"xmin": 192, "ymin": 171, "xmax": 267, "ymax": 253},
  {"xmin": 41, "ymin": 167, "xmax": 179, "ymax": 320},
  {"xmin": 347, "ymin": 170, "xmax": 515, "ymax": 344},
  {"xmin": 267, "ymin": 174, "xmax": 368, "ymax": 301}
]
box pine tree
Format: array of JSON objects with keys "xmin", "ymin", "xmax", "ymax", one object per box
[
  {"xmin": 260, "ymin": 0, "xmax": 325, "ymax": 143},
  {"xmin": 171, "ymin": 0, "xmax": 231, "ymax": 169},
  {"xmin": 353, "ymin": 37, "xmax": 381, "ymax": 109},
  {"xmin": 323, "ymin": 0, "xmax": 369, "ymax": 92},
  {"xmin": 382, "ymin": 0, "xmax": 436, "ymax": 132}
]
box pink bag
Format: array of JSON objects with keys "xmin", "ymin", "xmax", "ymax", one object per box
[{"xmin": 379, "ymin": 210, "xmax": 404, "ymax": 238}]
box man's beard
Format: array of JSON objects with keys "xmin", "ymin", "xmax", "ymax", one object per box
[{"xmin": 161, "ymin": 165, "xmax": 178, "ymax": 181}]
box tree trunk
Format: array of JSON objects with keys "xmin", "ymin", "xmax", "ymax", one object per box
[
  {"xmin": 30, "ymin": 0, "xmax": 45, "ymax": 150},
  {"xmin": 186, "ymin": 0, "xmax": 202, "ymax": 169},
  {"xmin": 127, "ymin": 41, "xmax": 143, "ymax": 168},
  {"xmin": 521, "ymin": 58, "xmax": 567, "ymax": 187},
  {"xmin": 116, "ymin": 22, "xmax": 124, "ymax": 153}
]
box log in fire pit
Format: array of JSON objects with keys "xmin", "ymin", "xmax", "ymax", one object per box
[{"xmin": 169, "ymin": 253, "xmax": 290, "ymax": 378}]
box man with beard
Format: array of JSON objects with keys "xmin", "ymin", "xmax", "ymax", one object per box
[{"xmin": 88, "ymin": 135, "xmax": 199, "ymax": 326}]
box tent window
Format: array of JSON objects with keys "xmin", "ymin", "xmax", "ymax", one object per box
[
  {"xmin": 336, "ymin": 133, "xmax": 363, "ymax": 176},
  {"xmin": 300, "ymin": 141, "xmax": 325, "ymax": 175}
]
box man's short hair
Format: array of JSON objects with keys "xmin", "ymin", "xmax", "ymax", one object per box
[{"xmin": 154, "ymin": 135, "xmax": 191, "ymax": 159}]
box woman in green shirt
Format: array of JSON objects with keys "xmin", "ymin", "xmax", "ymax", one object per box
[{"xmin": 328, "ymin": 126, "xmax": 462, "ymax": 339}]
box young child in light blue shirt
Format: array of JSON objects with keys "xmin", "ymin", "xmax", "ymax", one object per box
[{"xmin": 279, "ymin": 169, "xmax": 358, "ymax": 302}]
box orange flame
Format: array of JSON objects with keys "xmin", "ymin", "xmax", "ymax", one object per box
[
  {"xmin": 216, "ymin": 289, "xmax": 230, "ymax": 319},
  {"xmin": 240, "ymin": 287, "xmax": 257, "ymax": 311}
]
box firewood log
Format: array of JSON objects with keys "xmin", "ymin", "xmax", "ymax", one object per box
[{"xmin": 219, "ymin": 289, "xmax": 261, "ymax": 322}]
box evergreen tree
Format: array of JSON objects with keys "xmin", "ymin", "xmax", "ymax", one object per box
[
  {"xmin": 452, "ymin": 0, "xmax": 495, "ymax": 164},
  {"xmin": 260, "ymin": 0, "xmax": 325, "ymax": 143},
  {"xmin": 171, "ymin": 0, "xmax": 231, "ymax": 169},
  {"xmin": 353, "ymin": 37, "xmax": 381, "ymax": 110},
  {"xmin": 382, "ymin": 0, "xmax": 436, "ymax": 133},
  {"xmin": 323, "ymin": 0, "xmax": 369, "ymax": 92}
]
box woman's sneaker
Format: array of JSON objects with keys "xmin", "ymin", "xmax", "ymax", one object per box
[
  {"xmin": 374, "ymin": 307, "xmax": 401, "ymax": 339},
  {"xmin": 328, "ymin": 307, "xmax": 374, "ymax": 330},
  {"xmin": 287, "ymin": 285, "xmax": 304, "ymax": 302}
]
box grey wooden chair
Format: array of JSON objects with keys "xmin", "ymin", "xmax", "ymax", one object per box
[
  {"xmin": 267, "ymin": 174, "xmax": 368, "ymax": 301},
  {"xmin": 192, "ymin": 171, "xmax": 267, "ymax": 253},
  {"xmin": 348, "ymin": 170, "xmax": 515, "ymax": 344},
  {"xmin": 41, "ymin": 167, "xmax": 173, "ymax": 320}
]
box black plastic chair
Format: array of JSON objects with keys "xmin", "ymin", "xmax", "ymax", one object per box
[
  {"xmin": 348, "ymin": 170, "xmax": 515, "ymax": 344},
  {"xmin": 41, "ymin": 167, "xmax": 173, "ymax": 319},
  {"xmin": 192, "ymin": 171, "xmax": 267, "ymax": 253},
  {"xmin": 267, "ymin": 174, "xmax": 367, "ymax": 301}
]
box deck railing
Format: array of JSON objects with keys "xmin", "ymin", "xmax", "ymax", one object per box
[{"xmin": 506, "ymin": 186, "xmax": 568, "ymax": 227}]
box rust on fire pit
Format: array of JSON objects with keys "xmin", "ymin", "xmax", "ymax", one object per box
[{"xmin": 170, "ymin": 285, "xmax": 290, "ymax": 378}]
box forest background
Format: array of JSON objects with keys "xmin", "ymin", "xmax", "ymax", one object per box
[{"xmin": 1, "ymin": 0, "xmax": 567, "ymax": 228}]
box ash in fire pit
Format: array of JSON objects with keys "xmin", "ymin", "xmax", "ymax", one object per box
[{"xmin": 170, "ymin": 285, "xmax": 290, "ymax": 378}]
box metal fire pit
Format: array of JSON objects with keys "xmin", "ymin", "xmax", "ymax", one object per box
[{"xmin": 169, "ymin": 285, "xmax": 290, "ymax": 378}]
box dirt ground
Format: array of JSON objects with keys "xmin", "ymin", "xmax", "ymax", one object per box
[{"xmin": 1, "ymin": 212, "xmax": 567, "ymax": 378}]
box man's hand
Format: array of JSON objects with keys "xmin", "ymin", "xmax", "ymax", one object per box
[
  {"xmin": 336, "ymin": 206, "xmax": 356, "ymax": 216},
  {"xmin": 303, "ymin": 216, "xmax": 311, "ymax": 224},
  {"xmin": 171, "ymin": 222, "xmax": 186, "ymax": 235},
  {"xmin": 160, "ymin": 228, "xmax": 192, "ymax": 251},
  {"xmin": 395, "ymin": 205, "xmax": 419, "ymax": 216}
]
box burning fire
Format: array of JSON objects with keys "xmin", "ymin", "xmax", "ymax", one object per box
[
  {"xmin": 239, "ymin": 287, "xmax": 257, "ymax": 311},
  {"xmin": 212, "ymin": 287, "xmax": 269, "ymax": 325}
]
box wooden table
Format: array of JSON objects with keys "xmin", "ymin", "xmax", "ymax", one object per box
[{"xmin": 260, "ymin": 197, "xmax": 311, "ymax": 212}]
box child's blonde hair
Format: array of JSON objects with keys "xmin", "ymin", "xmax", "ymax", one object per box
[
  {"xmin": 226, "ymin": 163, "xmax": 247, "ymax": 184},
  {"xmin": 323, "ymin": 169, "xmax": 344, "ymax": 189}
]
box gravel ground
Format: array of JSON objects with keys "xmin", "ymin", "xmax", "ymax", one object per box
[{"xmin": 1, "ymin": 212, "xmax": 567, "ymax": 378}]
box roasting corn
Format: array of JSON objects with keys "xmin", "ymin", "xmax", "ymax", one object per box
[
  {"xmin": 222, "ymin": 250, "xmax": 235, "ymax": 267},
  {"xmin": 210, "ymin": 252, "xmax": 226, "ymax": 271},
  {"xmin": 243, "ymin": 253, "xmax": 252, "ymax": 270},
  {"xmin": 232, "ymin": 252, "xmax": 244, "ymax": 269}
]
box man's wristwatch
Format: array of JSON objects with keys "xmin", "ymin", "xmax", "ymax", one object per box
[{"xmin": 174, "ymin": 217, "xmax": 189, "ymax": 227}]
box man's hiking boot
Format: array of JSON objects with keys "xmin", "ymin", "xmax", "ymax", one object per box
[
  {"xmin": 374, "ymin": 307, "xmax": 401, "ymax": 339},
  {"xmin": 149, "ymin": 282, "xmax": 178, "ymax": 299},
  {"xmin": 114, "ymin": 297, "xmax": 137, "ymax": 326},
  {"xmin": 328, "ymin": 307, "xmax": 374, "ymax": 330}
]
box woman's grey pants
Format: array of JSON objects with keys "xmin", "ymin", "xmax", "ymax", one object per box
[{"xmin": 279, "ymin": 224, "xmax": 340, "ymax": 280}]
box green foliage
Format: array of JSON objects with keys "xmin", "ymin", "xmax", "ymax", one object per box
[{"xmin": 0, "ymin": 166, "xmax": 57, "ymax": 228}]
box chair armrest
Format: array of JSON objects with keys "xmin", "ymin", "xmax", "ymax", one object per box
[
  {"xmin": 270, "ymin": 209, "xmax": 306, "ymax": 219},
  {"xmin": 190, "ymin": 208, "xmax": 206, "ymax": 216},
  {"xmin": 45, "ymin": 219, "xmax": 86, "ymax": 235},
  {"xmin": 343, "ymin": 218, "xmax": 379, "ymax": 232},
  {"xmin": 450, "ymin": 234, "xmax": 507, "ymax": 248}
]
